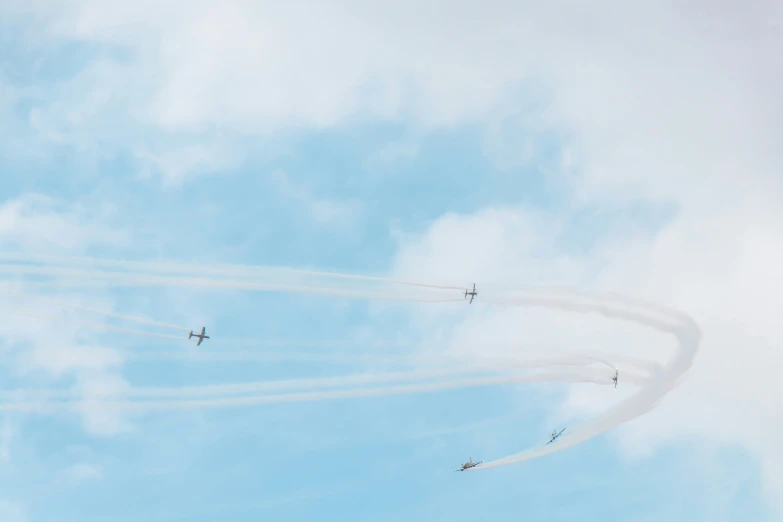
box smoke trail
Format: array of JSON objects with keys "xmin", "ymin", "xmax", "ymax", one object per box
[
  {"xmin": 0, "ymin": 257, "xmax": 467, "ymax": 292},
  {"xmin": 470, "ymin": 292, "xmax": 700, "ymax": 470},
  {"xmin": 0, "ymin": 307, "xmax": 187, "ymax": 341},
  {"xmin": 0, "ymin": 370, "xmax": 640, "ymax": 412},
  {"xmin": 0, "ymin": 267, "xmax": 464, "ymax": 303},
  {"xmin": 1, "ymin": 357, "xmax": 640, "ymax": 401},
  {"xmin": 117, "ymin": 348, "xmax": 660, "ymax": 377},
  {"xmin": 52, "ymin": 302, "xmax": 189, "ymax": 333},
  {"xmin": 9, "ymin": 292, "xmax": 191, "ymax": 333},
  {"xmin": 0, "ymin": 255, "xmax": 698, "ymax": 468}
]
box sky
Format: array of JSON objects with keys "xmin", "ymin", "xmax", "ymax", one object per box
[{"xmin": 0, "ymin": 1, "xmax": 782, "ymax": 521}]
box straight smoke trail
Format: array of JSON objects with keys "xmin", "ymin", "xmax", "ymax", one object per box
[
  {"xmin": 0, "ymin": 258, "xmax": 466, "ymax": 293},
  {"xmin": 49, "ymin": 301, "xmax": 190, "ymax": 333},
  {"xmin": 0, "ymin": 253, "xmax": 466, "ymax": 291},
  {"xmin": 1, "ymin": 358, "xmax": 645, "ymax": 401},
  {"xmin": 118, "ymin": 348, "xmax": 661, "ymax": 375},
  {"xmin": 123, "ymin": 370, "xmax": 646, "ymax": 410},
  {"xmin": 0, "ymin": 370, "xmax": 641, "ymax": 413},
  {"xmin": 3, "ymin": 270, "xmax": 465, "ymax": 303},
  {"xmin": 7, "ymin": 292, "xmax": 191, "ymax": 333},
  {"xmin": 0, "ymin": 307, "xmax": 187, "ymax": 341}
]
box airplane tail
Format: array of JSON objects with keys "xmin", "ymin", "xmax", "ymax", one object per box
[{"xmin": 188, "ymin": 331, "xmax": 193, "ymax": 338}]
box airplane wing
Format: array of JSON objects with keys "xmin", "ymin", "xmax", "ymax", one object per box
[{"xmin": 196, "ymin": 337, "xmax": 203, "ymax": 346}]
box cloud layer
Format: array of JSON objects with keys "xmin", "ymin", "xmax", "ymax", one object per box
[{"xmin": 3, "ymin": 1, "xmax": 775, "ymax": 187}]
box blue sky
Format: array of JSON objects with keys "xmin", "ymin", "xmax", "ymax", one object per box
[{"xmin": 1, "ymin": 3, "xmax": 782, "ymax": 522}]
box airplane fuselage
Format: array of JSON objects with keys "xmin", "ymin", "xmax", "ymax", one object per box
[
  {"xmin": 547, "ymin": 428, "xmax": 566, "ymax": 444},
  {"xmin": 464, "ymin": 284, "xmax": 477, "ymax": 304},
  {"xmin": 189, "ymin": 327, "xmax": 209, "ymax": 346},
  {"xmin": 456, "ymin": 459, "xmax": 483, "ymax": 471}
]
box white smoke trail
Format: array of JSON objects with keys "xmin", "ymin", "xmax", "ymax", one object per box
[
  {"xmin": 469, "ymin": 292, "xmax": 700, "ymax": 469},
  {"xmin": 0, "ymin": 307, "xmax": 187, "ymax": 341},
  {"xmin": 0, "ymin": 268, "xmax": 464, "ymax": 303},
  {"xmin": 0, "ymin": 369, "xmax": 642, "ymax": 412},
  {"xmin": 1, "ymin": 356, "xmax": 639, "ymax": 401},
  {"xmin": 0, "ymin": 255, "xmax": 698, "ymax": 468},
  {"xmin": 0, "ymin": 258, "xmax": 466, "ymax": 292},
  {"xmin": 5, "ymin": 292, "xmax": 191, "ymax": 333},
  {"xmin": 117, "ymin": 348, "xmax": 660, "ymax": 376},
  {"xmin": 48, "ymin": 301, "xmax": 189, "ymax": 333}
]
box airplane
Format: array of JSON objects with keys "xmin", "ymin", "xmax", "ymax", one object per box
[
  {"xmin": 612, "ymin": 368, "xmax": 619, "ymax": 389},
  {"xmin": 455, "ymin": 457, "xmax": 483, "ymax": 472},
  {"xmin": 464, "ymin": 283, "xmax": 477, "ymax": 304},
  {"xmin": 189, "ymin": 326, "xmax": 209, "ymax": 346},
  {"xmin": 546, "ymin": 428, "xmax": 566, "ymax": 445}
]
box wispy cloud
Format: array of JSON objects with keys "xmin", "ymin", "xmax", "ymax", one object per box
[
  {"xmin": 134, "ymin": 142, "xmax": 242, "ymax": 187},
  {"xmin": 64, "ymin": 463, "xmax": 103, "ymax": 484},
  {"xmin": 368, "ymin": 138, "xmax": 421, "ymax": 170},
  {"xmin": 0, "ymin": 194, "xmax": 128, "ymax": 253},
  {"xmin": 0, "ymin": 194, "xmax": 133, "ymax": 436},
  {"xmin": 268, "ymin": 170, "xmax": 363, "ymax": 228}
]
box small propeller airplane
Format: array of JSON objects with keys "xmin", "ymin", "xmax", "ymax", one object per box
[
  {"xmin": 464, "ymin": 283, "xmax": 477, "ymax": 304},
  {"xmin": 612, "ymin": 368, "xmax": 619, "ymax": 389},
  {"xmin": 546, "ymin": 428, "xmax": 566, "ymax": 445},
  {"xmin": 189, "ymin": 326, "xmax": 209, "ymax": 346},
  {"xmin": 455, "ymin": 457, "xmax": 483, "ymax": 472}
]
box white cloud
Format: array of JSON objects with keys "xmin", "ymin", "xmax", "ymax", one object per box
[
  {"xmin": 134, "ymin": 142, "xmax": 242, "ymax": 187},
  {"xmin": 4, "ymin": 1, "xmax": 777, "ymax": 186},
  {"xmin": 0, "ymin": 295, "xmax": 131, "ymax": 436},
  {"xmin": 0, "ymin": 194, "xmax": 132, "ymax": 435},
  {"xmin": 587, "ymin": 208, "xmax": 783, "ymax": 504},
  {"xmin": 268, "ymin": 170, "xmax": 363, "ymax": 227},
  {"xmin": 391, "ymin": 198, "xmax": 783, "ymax": 512},
  {"xmin": 363, "ymin": 137, "xmax": 422, "ymax": 174},
  {"xmin": 64, "ymin": 462, "xmax": 103, "ymax": 484},
  {"xmin": 390, "ymin": 207, "xmax": 583, "ymax": 287},
  {"xmin": 17, "ymin": 340, "xmax": 124, "ymax": 376},
  {"xmin": 0, "ymin": 194, "xmax": 128, "ymax": 253}
]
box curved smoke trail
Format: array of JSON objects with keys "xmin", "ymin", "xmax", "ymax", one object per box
[
  {"xmin": 470, "ymin": 292, "xmax": 700, "ymax": 469},
  {"xmin": 0, "ymin": 256, "xmax": 700, "ymax": 468}
]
